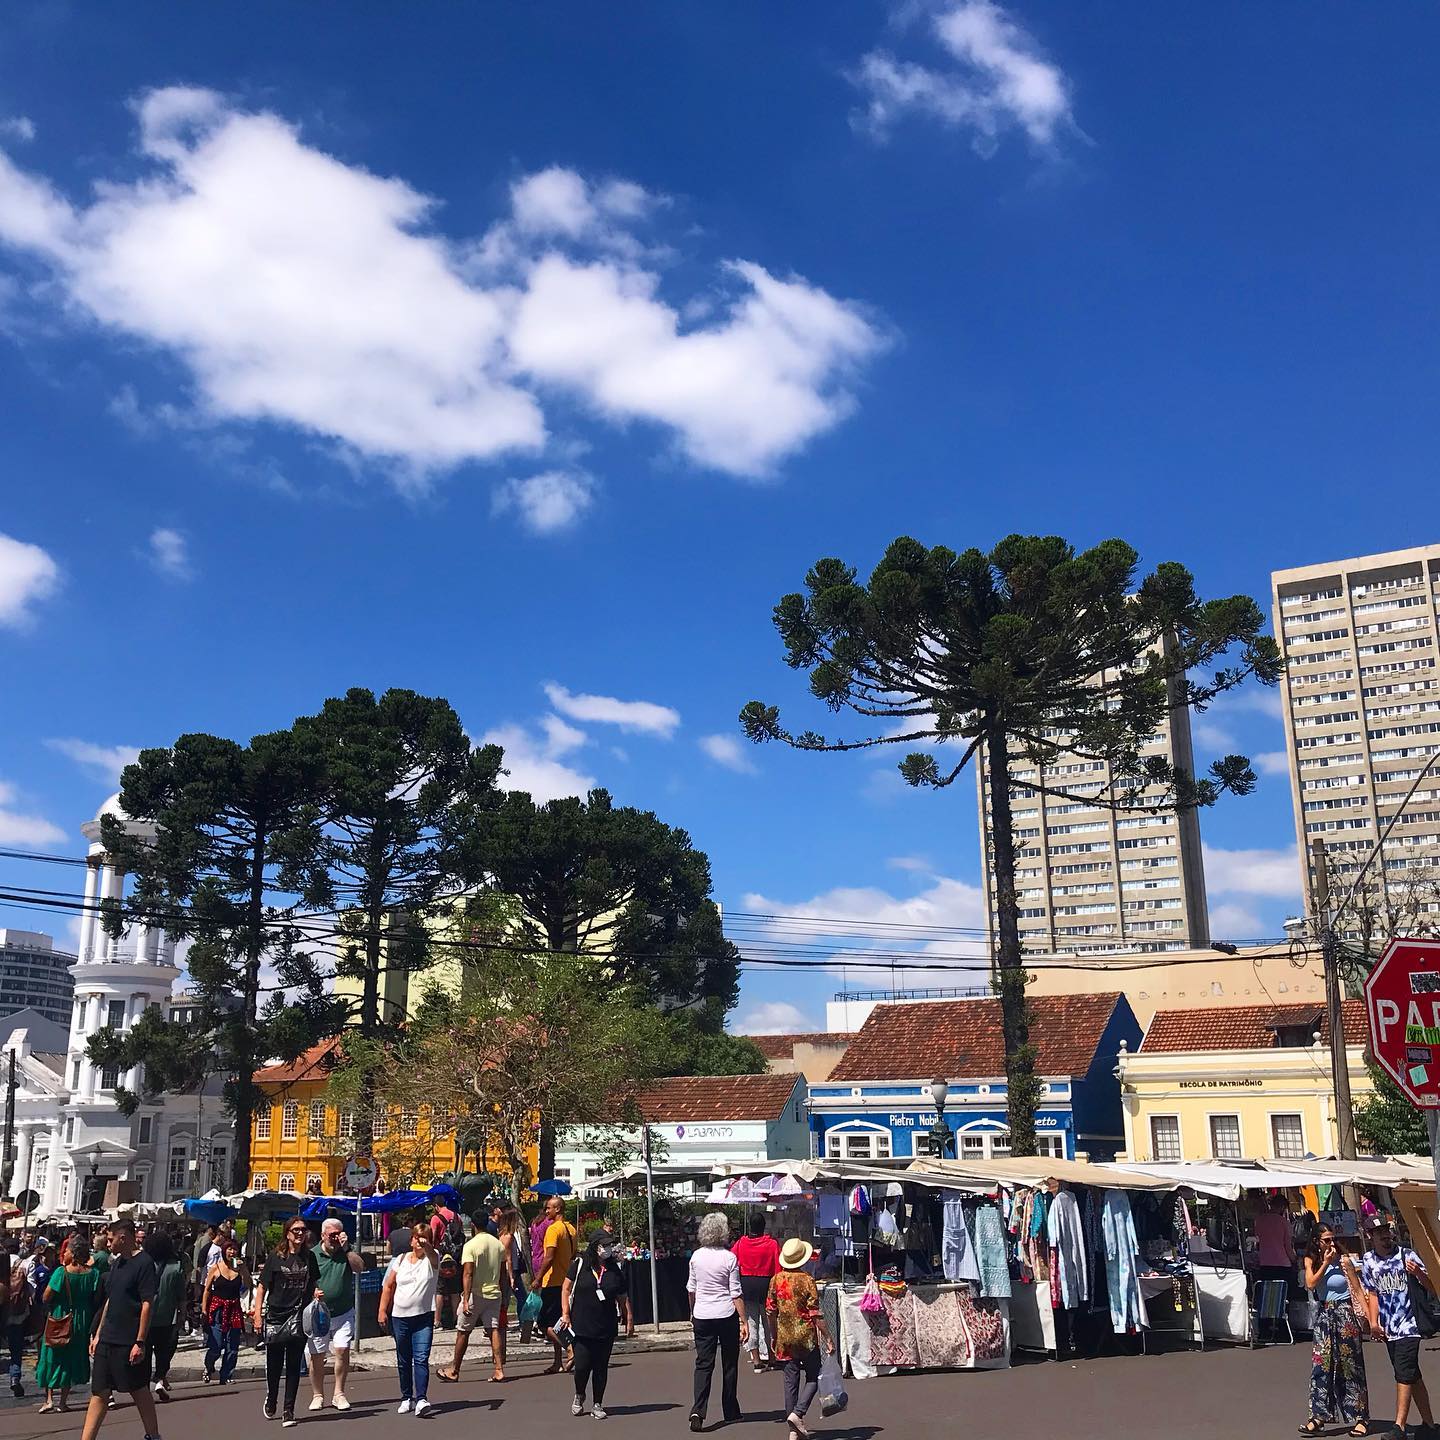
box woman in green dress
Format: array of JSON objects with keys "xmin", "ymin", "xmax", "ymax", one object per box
[{"xmin": 36, "ymin": 1236, "xmax": 99, "ymax": 1413}]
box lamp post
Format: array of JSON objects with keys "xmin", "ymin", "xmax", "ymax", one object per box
[{"xmin": 927, "ymin": 1078, "xmax": 954, "ymax": 1159}]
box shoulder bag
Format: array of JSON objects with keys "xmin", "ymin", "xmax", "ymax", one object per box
[
  {"xmin": 1406, "ymin": 1255, "xmax": 1440, "ymax": 1339},
  {"xmin": 1340, "ymin": 1257, "xmax": 1371, "ymax": 1336},
  {"xmin": 42, "ymin": 1272, "xmax": 72, "ymax": 1349}
]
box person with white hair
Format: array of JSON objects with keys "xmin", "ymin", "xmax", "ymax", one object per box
[
  {"xmin": 308, "ymin": 1219, "xmax": 364, "ymax": 1412},
  {"xmin": 687, "ymin": 1212, "xmax": 747, "ymax": 1432}
]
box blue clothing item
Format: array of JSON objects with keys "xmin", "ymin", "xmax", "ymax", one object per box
[
  {"xmin": 974, "ymin": 1205, "xmax": 1011, "ymax": 1298},
  {"xmin": 392, "ymin": 1313, "xmax": 433, "ymax": 1402},
  {"xmin": 1318, "ymin": 1264, "xmax": 1350, "ymax": 1304},
  {"xmin": 941, "ymin": 1197, "xmax": 980, "ymax": 1283},
  {"xmin": 1101, "ymin": 1191, "xmax": 1143, "ymax": 1334},
  {"xmin": 1029, "ymin": 1191, "xmax": 1049, "ymax": 1240},
  {"xmin": 5, "ymin": 1319, "xmax": 25, "ymax": 1387},
  {"xmin": 205, "ymin": 1320, "xmax": 243, "ymax": 1383},
  {"xmin": 1361, "ymin": 1248, "xmax": 1424, "ymax": 1340}
]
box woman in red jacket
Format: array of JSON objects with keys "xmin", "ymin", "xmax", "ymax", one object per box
[{"xmin": 731, "ymin": 1214, "xmax": 780, "ymax": 1373}]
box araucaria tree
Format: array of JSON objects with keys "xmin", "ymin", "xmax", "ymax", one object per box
[
  {"xmin": 741, "ymin": 535, "xmax": 1281, "ymax": 1154},
  {"xmin": 94, "ymin": 728, "xmax": 340, "ymax": 1190}
]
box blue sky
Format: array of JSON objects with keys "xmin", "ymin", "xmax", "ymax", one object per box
[{"xmin": 1, "ymin": 2, "xmax": 1436, "ymax": 1035}]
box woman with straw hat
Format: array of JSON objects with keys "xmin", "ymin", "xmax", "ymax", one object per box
[{"xmin": 765, "ymin": 1239, "xmax": 833, "ymax": 1439}]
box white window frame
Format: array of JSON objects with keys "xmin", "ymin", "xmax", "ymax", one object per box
[
  {"xmin": 167, "ymin": 1144, "xmax": 189, "ymax": 1194},
  {"xmin": 306, "ymin": 1172, "xmax": 325, "ymax": 1193},
  {"xmin": 309, "ymin": 1100, "xmax": 328, "ymax": 1138},
  {"xmin": 279, "ymin": 1172, "xmax": 297, "ymax": 1193},
  {"xmin": 824, "ymin": 1122, "xmax": 892, "ymax": 1161},
  {"xmin": 338, "ymin": 1109, "xmax": 354, "ymax": 1142},
  {"xmin": 1270, "ymin": 1111, "xmax": 1307, "ymax": 1160},
  {"xmin": 100, "ymin": 1063, "xmax": 120, "ymax": 1090},
  {"xmin": 64, "ymin": 1115, "xmax": 76, "ymax": 1144},
  {"xmin": 252, "ymin": 1172, "xmax": 269, "ymax": 1191},
  {"xmin": 106, "ymin": 999, "xmax": 126, "ymax": 1030},
  {"xmin": 256, "ymin": 1105, "xmax": 272, "ymax": 1141},
  {"xmin": 400, "ymin": 1108, "xmax": 419, "ymax": 1139},
  {"xmin": 282, "ymin": 1100, "xmax": 299, "ymax": 1141},
  {"xmin": 1150, "ymin": 1114, "xmax": 1182, "ymax": 1162},
  {"xmin": 137, "ymin": 1115, "xmax": 153, "ymax": 1145},
  {"xmin": 1208, "ymin": 1113, "xmax": 1243, "ymax": 1160}
]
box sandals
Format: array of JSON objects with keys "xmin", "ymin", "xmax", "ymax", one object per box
[
  {"xmin": 434, "ymin": 1370, "xmax": 459, "ymax": 1383},
  {"xmin": 1349, "ymin": 1427, "xmax": 1371, "ymax": 1437},
  {"xmin": 37, "ymin": 1402, "xmax": 55, "ymax": 1415},
  {"xmin": 1298, "ymin": 1425, "xmax": 1323, "ymax": 1436}
]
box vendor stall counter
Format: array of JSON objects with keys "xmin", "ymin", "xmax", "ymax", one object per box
[{"xmin": 832, "ymin": 1281, "xmax": 1010, "ymax": 1376}]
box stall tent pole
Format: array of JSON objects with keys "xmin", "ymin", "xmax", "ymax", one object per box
[
  {"xmin": 643, "ymin": 1126, "xmax": 659, "ymax": 1334},
  {"xmin": 353, "ymin": 1191, "xmax": 363, "ymax": 1356},
  {"xmin": 1427, "ymin": 1112, "xmax": 1440, "ymax": 1199}
]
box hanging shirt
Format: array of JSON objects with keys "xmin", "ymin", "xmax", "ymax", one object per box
[
  {"xmin": 941, "ymin": 1197, "xmax": 980, "ymax": 1283},
  {"xmin": 1046, "ymin": 1189, "xmax": 1088, "ymax": 1310}
]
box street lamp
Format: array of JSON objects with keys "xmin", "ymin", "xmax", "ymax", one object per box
[{"xmin": 927, "ymin": 1078, "xmax": 954, "ymax": 1159}]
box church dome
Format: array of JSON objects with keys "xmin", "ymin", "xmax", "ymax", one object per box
[{"xmin": 95, "ymin": 792, "xmax": 128, "ymax": 824}]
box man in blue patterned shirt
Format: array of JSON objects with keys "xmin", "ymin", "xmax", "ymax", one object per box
[{"xmin": 1361, "ymin": 1216, "xmax": 1438, "ymax": 1438}]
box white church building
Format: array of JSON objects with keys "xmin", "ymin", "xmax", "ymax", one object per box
[{"xmin": 1, "ymin": 795, "xmax": 234, "ymax": 1216}]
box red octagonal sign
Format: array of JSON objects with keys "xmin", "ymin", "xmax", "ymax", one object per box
[{"xmin": 1365, "ymin": 937, "xmax": 1440, "ymax": 1108}]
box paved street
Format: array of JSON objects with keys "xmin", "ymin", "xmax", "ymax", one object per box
[{"xmin": 2, "ymin": 1340, "xmax": 1433, "ymax": 1440}]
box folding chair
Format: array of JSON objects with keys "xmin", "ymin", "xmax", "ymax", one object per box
[{"xmin": 1251, "ymin": 1277, "xmax": 1294, "ymax": 1345}]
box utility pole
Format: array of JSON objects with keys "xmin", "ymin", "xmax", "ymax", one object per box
[{"xmin": 1312, "ymin": 839, "xmax": 1357, "ymax": 1160}]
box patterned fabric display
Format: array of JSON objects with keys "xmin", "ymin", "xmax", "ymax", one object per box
[
  {"xmin": 864, "ymin": 1290, "xmax": 920, "ymax": 1368},
  {"xmin": 913, "ymin": 1288, "xmax": 971, "ymax": 1369},
  {"xmin": 957, "ymin": 1289, "xmax": 1007, "ymax": 1363}
]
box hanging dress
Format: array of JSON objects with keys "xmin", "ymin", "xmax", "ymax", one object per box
[{"xmin": 1100, "ymin": 1190, "xmax": 1144, "ymax": 1334}]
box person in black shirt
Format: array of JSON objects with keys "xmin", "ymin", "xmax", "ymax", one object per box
[
  {"xmin": 253, "ymin": 1219, "xmax": 322, "ymax": 1426},
  {"xmin": 82, "ymin": 1219, "xmax": 162, "ymax": 1440},
  {"xmin": 560, "ymin": 1234, "xmax": 627, "ymax": 1420}
]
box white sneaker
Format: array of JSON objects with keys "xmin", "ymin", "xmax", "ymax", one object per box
[
  {"xmin": 591, "ymin": 1406, "xmax": 608, "ymax": 1420},
  {"xmin": 572, "ymin": 1396, "xmax": 585, "ymax": 1416},
  {"xmin": 413, "ymin": 1399, "xmax": 433, "ymax": 1418},
  {"xmin": 333, "ymin": 1395, "xmax": 351, "ymax": 1412},
  {"xmin": 309, "ymin": 1396, "xmax": 325, "ymax": 1411},
  {"xmin": 397, "ymin": 1400, "xmax": 412, "ymax": 1415}
]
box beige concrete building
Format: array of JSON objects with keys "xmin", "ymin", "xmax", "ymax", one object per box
[
  {"xmin": 975, "ymin": 695, "xmax": 1210, "ymax": 957},
  {"xmin": 1272, "ymin": 544, "xmax": 1440, "ymax": 942}
]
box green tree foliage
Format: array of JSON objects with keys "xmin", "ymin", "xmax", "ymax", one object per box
[
  {"xmin": 300, "ymin": 688, "xmax": 503, "ymax": 1037},
  {"xmin": 741, "ymin": 534, "xmax": 1281, "ymax": 1154},
  {"xmin": 649, "ymin": 1013, "xmax": 767, "ymax": 1077},
  {"xmin": 92, "ymin": 727, "xmax": 340, "ymax": 1190},
  {"xmin": 1354, "ymin": 1059, "xmax": 1428, "ymax": 1156}
]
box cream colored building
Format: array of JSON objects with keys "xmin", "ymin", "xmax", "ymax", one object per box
[
  {"xmin": 1117, "ymin": 999, "xmax": 1371, "ymax": 1162},
  {"xmin": 1273, "ymin": 543, "xmax": 1440, "ymax": 941},
  {"xmin": 975, "ymin": 680, "xmax": 1210, "ymax": 956},
  {"xmin": 1025, "ymin": 942, "xmax": 1325, "ymax": 1026}
]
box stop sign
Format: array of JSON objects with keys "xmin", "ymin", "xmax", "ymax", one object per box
[{"xmin": 1365, "ymin": 937, "xmax": 1440, "ymax": 1108}]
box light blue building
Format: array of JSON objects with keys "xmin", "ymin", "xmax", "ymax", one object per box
[{"xmin": 809, "ymin": 992, "xmax": 1141, "ymax": 1163}]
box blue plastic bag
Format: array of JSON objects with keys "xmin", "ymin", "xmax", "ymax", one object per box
[
  {"xmin": 521, "ymin": 1289, "xmax": 543, "ymax": 1324},
  {"xmin": 818, "ymin": 1352, "xmax": 848, "ymax": 1416}
]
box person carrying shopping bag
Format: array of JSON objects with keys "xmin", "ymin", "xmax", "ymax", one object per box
[
  {"xmin": 253, "ymin": 1219, "xmax": 322, "ymax": 1427},
  {"xmin": 765, "ymin": 1239, "xmax": 834, "ymax": 1440}
]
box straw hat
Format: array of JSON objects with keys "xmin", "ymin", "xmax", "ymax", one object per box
[{"xmin": 779, "ymin": 1238, "xmax": 814, "ymax": 1270}]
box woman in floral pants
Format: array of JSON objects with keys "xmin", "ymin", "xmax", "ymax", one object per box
[{"xmin": 1300, "ymin": 1228, "xmax": 1369, "ymax": 1437}]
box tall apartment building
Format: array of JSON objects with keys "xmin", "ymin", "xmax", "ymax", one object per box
[
  {"xmin": 1272, "ymin": 543, "xmax": 1440, "ymax": 940},
  {"xmin": 0, "ymin": 929, "xmax": 76, "ymax": 1026},
  {"xmin": 974, "ymin": 698, "xmax": 1211, "ymax": 957}
]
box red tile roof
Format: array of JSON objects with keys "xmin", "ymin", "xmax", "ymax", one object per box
[
  {"xmin": 1141, "ymin": 1000, "xmax": 1368, "ymax": 1054},
  {"xmin": 626, "ymin": 1073, "xmax": 801, "ymax": 1122},
  {"xmin": 744, "ymin": 1033, "xmax": 851, "ymax": 1061},
  {"xmin": 828, "ymin": 993, "xmax": 1125, "ymax": 1082},
  {"xmin": 253, "ymin": 1036, "xmax": 343, "ymax": 1085}
]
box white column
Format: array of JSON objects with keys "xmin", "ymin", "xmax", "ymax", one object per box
[
  {"xmin": 11, "ymin": 1125, "xmax": 31, "ymax": 1200},
  {"xmin": 133, "ymin": 923, "xmax": 151, "ymax": 966},
  {"xmin": 79, "ymin": 860, "xmax": 101, "ymax": 962},
  {"xmin": 124, "ymin": 994, "xmax": 145, "ymax": 1093},
  {"xmin": 78, "ymin": 993, "xmax": 102, "ymax": 1100}
]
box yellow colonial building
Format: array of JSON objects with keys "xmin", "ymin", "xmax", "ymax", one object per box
[
  {"xmin": 1117, "ymin": 999, "xmax": 1372, "ymax": 1163},
  {"xmin": 248, "ymin": 1037, "xmax": 537, "ymax": 1195}
]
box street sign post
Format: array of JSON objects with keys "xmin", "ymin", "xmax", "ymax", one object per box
[
  {"xmin": 343, "ymin": 1155, "xmax": 380, "ymax": 1194},
  {"xmin": 1364, "ymin": 937, "xmax": 1440, "ymax": 1193}
]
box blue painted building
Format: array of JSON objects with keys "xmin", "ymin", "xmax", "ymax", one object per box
[{"xmin": 809, "ymin": 992, "xmax": 1141, "ymax": 1163}]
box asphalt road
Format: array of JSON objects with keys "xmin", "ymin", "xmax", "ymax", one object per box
[{"xmin": 0, "ymin": 1339, "xmax": 1429, "ymax": 1440}]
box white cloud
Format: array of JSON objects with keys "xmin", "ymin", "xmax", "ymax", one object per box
[
  {"xmin": 1192, "ymin": 719, "xmax": 1237, "ymax": 752},
  {"xmin": 1208, "ymin": 901, "xmax": 1268, "ymax": 941},
  {"xmin": 0, "ymin": 117, "xmax": 35, "ymax": 144},
  {"xmin": 887, "ymin": 855, "xmax": 933, "ymax": 873},
  {"xmin": 852, "ymin": 1, "xmax": 1072, "ymax": 153},
  {"xmin": 1203, "ymin": 843, "xmax": 1302, "ymax": 900},
  {"xmin": 0, "ymin": 91, "xmax": 882, "ymax": 490},
  {"xmin": 698, "ymin": 734, "xmax": 757, "ymax": 775},
  {"xmin": 44, "ymin": 738, "xmax": 143, "ymax": 786},
  {"xmin": 1254, "ymin": 751, "xmax": 1290, "ymax": 777},
  {"xmin": 481, "ymin": 721, "xmax": 596, "ymax": 805},
  {"xmin": 0, "ymin": 532, "xmax": 60, "ymax": 629},
  {"xmin": 539, "ymin": 714, "xmax": 588, "ymax": 756},
  {"xmin": 543, "ymin": 682, "xmax": 680, "ymax": 738},
  {"xmin": 492, "ymin": 470, "xmax": 595, "ymax": 535},
  {"xmin": 733, "ymin": 1000, "xmax": 815, "ymax": 1036},
  {"xmin": 146, "ymin": 526, "xmax": 192, "ymax": 579},
  {"xmin": 0, "ymin": 780, "xmax": 67, "ymax": 848}
]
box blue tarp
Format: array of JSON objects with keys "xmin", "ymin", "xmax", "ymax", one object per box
[
  {"xmin": 531, "ymin": 1178, "xmax": 572, "ymax": 1196},
  {"xmin": 299, "ymin": 1183, "xmax": 462, "ymax": 1220}
]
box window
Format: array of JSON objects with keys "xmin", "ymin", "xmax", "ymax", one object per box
[
  {"xmin": 309, "ymin": 1100, "xmax": 328, "ymax": 1138},
  {"xmin": 825, "ymin": 1127, "xmax": 892, "ymax": 1161},
  {"xmin": 279, "ymin": 1172, "xmax": 297, "ymax": 1193},
  {"xmin": 33, "ymin": 1156, "xmax": 47, "ymax": 1194},
  {"xmin": 1034, "ymin": 1134, "xmax": 1065, "ymax": 1159},
  {"xmin": 1271, "ymin": 1113, "xmax": 1306, "ymax": 1159},
  {"xmin": 1150, "ymin": 1115, "xmax": 1182, "ymax": 1162},
  {"xmin": 167, "ymin": 1145, "xmax": 189, "ymax": 1193},
  {"xmin": 306, "ymin": 1173, "xmax": 325, "ymax": 1194},
  {"xmin": 70, "ymin": 1059, "xmax": 81, "ymax": 1088},
  {"xmin": 338, "ymin": 1109, "xmax": 354, "ymax": 1142},
  {"xmin": 106, "ymin": 1000, "xmax": 126, "ymax": 1030},
  {"xmin": 101, "ymin": 1064, "xmax": 119, "ymax": 1090},
  {"xmin": 210, "ymin": 1146, "xmax": 229, "ymax": 1189},
  {"xmin": 256, "ymin": 1105, "xmax": 272, "ymax": 1140},
  {"xmin": 137, "ymin": 1116, "xmax": 153, "ymax": 1145},
  {"xmin": 1209, "ymin": 1115, "xmax": 1242, "ymax": 1160},
  {"xmin": 282, "ymin": 1100, "xmax": 299, "ymax": 1141},
  {"xmin": 553, "ymin": 1166, "xmax": 571, "ymax": 1182},
  {"xmin": 252, "ymin": 1172, "xmax": 269, "ymax": 1191},
  {"xmin": 64, "ymin": 1115, "xmax": 76, "ymax": 1144},
  {"xmin": 431, "ymin": 1105, "xmax": 450, "ymax": 1137},
  {"xmin": 400, "ymin": 1108, "xmax": 419, "ymax": 1139}
]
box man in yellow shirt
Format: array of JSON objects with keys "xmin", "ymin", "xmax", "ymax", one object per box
[
  {"xmin": 436, "ymin": 1226, "xmax": 510, "ymax": 1384},
  {"xmin": 538, "ymin": 1197, "xmax": 578, "ymax": 1374}
]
